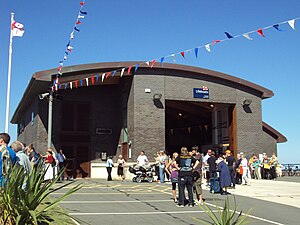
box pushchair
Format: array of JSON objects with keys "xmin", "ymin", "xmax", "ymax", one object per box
[{"xmin": 129, "ymin": 164, "xmax": 155, "ymax": 183}]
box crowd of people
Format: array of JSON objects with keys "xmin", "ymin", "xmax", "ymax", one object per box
[
  {"xmin": 0, "ymin": 132, "xmax": 68, "ymax": 189},
  {"xmin": 127, "ymin": 146, "xmax": 282, "ymax": 207}
]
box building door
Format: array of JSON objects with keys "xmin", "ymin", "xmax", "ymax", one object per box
[{"xmin": 60, "ymin": 101, "xmax": 91, "ymax": 178}]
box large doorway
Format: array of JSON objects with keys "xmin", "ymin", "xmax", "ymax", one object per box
[
  {"xmin": 59, "ymin": 101, "xmax": 91, "ymax": 178},
  {"xmin": 165, "ymin": 100, "xmax": 236, "ymax": 155}
]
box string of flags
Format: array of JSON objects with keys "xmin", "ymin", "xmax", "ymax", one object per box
[
  {"xmin": 55, "ymin": 1, "xmax": 87, "ymax": 84},
  {"xmin": 52, "ymin": 16, "xmax": 299, "ymax": 92}
]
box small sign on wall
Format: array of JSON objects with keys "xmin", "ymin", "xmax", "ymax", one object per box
[{"xmin": 193, "ymin": 87, "xmax": 209, "ymax": 99}]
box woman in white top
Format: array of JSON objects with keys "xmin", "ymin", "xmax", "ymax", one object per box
[
  {"xmin": 240, "ymin": 154, "xmax": 250, "ymax": 185},
  {"xmin": 117, "ymin": 155, "xmax": 126, "ymax": 180}
]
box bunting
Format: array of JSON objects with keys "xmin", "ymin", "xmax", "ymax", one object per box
[
  {"xmin": 52, "ymin": 16, "xmax": 299, "ymax": 91},
  {"xmin": 55, "ymin": 0, "xmax": 88, "ymax": 85}
]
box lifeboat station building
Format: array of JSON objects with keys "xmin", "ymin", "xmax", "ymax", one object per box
[{"xmin": 11, "ymin": 62, "xmax": 287, "ymax": 178}]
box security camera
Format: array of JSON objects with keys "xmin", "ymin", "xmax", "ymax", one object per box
[{"xmin": 38, "ymin": 93, "xmax": 49, "ymax": 100}]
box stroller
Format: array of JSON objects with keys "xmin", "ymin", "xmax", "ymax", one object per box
[{"xmin": 129, "ymin": 164, "xmax": 155, "ymax": 183}]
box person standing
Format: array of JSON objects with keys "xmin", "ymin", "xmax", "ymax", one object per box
[
  {"xmin": 44, "ymin": 150, "xmax": 55, "ymax": 181},
  {"xmin": 218, "ymin": 153, "xmax": 232, "ymax": 195},
  {"xmin": 203, "ymin": 149, "xmax": 212, "ymax": 186},
  {"xmin": 235, "ymin": 153, "xmax": 242, "ymax": 184},
  {"xmin": 191, "ymin": 145, "xmax": 204, "ymax": 205},
  {"xmin": 165, "ymin": 152, "xmax": 179, "ymax": 204},
  {"xmin": 158, "ymin": 150, "xmax": 167, "ymax": 183},
  {"xmin": 240, "ymin": 153, "xmax": 250, "ymax": 185},
  {"xmin": 225, "ymin": 150, "xmax": 236, "ymax": 188},
  {"xmin": 137, "ymin": 151, "xmax": 148, "ymax": 167},
  {"xmin": 11, "ymin": 141, "xmax": 31, "ymax": 174},
  {"xmin": 0, "ymin": 133, "xmax": 17, "ymax": 187},
  {"xmin": 56, "ymin": 149, "xmax": 66, "ymax": 181},
  {"xmin": 175, "ymin": 147, "xmax": 199, "ymax": 207},
  {"xmin": 106, "ymin": 156, "xmax": 114, "ymax": 181},
  {"xmin": 269, "ymin": 153, "xmax": 278, "ymax": 180},
  {"xmin": 207, "ymin": 151, "xmax": 217, "ymax": 193},
  {"xmin": 117, "ymin": 155, "xmax": 126, "ymax": 180}
]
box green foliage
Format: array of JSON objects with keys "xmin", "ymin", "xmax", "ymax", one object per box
[
  {"xmin": 0, "ymin": 164, "xmax": 83, "ymax": 225},
  {"xmin": 193, "ymin": 196, "xmax": 252, "ymax": 225}
]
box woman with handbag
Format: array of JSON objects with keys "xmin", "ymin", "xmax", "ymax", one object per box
[{"xmin": 166, "ymin": 152, "xmax": 179, "ymax": 204}]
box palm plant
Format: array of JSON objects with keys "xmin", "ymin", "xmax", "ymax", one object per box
[
  {"xmin": 0, "ymin": 163, "xmax": 83, "ymax": 224},
  {"xmin": 193, "ymin": 196, "xmax": 252, "ymax": 225}
]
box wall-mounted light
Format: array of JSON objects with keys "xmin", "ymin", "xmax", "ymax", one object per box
[
  {"xmin": 152, "ymin": 93, "xmax": 162, "ymax": 100},
  {"xmin": 209, "ymin": 104, "xmax": 215, "ymax": 108},
  {"xmin": 242, "ymin": 99, "xmax": 252, "ymax": 106}
]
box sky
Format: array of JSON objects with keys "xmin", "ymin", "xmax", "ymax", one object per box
[{"xmin": 0, "ymin": 0, "xmax": 299, "ymax": 163}]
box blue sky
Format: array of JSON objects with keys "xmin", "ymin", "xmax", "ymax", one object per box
[{"xmin": 1, "ymin": 0, "xmax": 299, "ymax": 163}]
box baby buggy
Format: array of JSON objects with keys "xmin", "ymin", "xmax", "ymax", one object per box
[{"xmin": 129, "ymin": 164, "xmax": 155, "ymax": 183}]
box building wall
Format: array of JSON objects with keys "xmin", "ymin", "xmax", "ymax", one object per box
[
  {"xmin": 128, "ymin": 71, "xmax": 266, "ymax": 160},
  {"xmin": 261, "ymin": 131, "xmax": 277, "ymax": 156}
]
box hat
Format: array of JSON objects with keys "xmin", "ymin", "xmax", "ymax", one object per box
[{"xmin": 225, "ymin": 150, "xmax": 231, "ymax": 154}]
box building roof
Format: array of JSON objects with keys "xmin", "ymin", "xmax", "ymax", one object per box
[
  {"xmin": 12, "ymin": 61, "xmax": 274, "ymax": 123},
  {"xmin": 263, "ymin": 121, "xmax": 287, "ymax": 143}
]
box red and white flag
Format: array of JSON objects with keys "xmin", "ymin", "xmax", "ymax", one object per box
[{"xmin": 11, "ymin": 20, "xmax": 25, "ymax": 37}]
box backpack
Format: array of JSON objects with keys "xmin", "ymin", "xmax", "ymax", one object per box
[
  {"xmin": 179, "ymin": 156, "xmax": 193, "ymax": 172},
  {"xmin": 1, "ymin": 145, "xmax": 12, "ymax": 176}
]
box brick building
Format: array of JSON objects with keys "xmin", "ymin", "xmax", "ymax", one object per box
[{"xmin": 11, "ymin": 62, "xmax": 286, "ymax": 178}]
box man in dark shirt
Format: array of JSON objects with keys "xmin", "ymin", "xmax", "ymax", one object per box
[
  {"xmin": 235, "ymin": 153, "xmax": 242, "ymax": 184},
  {"xmin": 175, "ymin": 146, "xmax": 199, "ymax": 207},
  {"xmin": 207, "ymin": 151, "xmax": 217, "ymax": 193},
  {"xmin": 225, "ymin": 150, "xmax": 236, "ymax": 188}
]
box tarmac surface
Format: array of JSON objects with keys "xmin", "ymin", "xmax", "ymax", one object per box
[{"xmin": 52, "ymin": 177, "xmax": 300, "ymax": 225}]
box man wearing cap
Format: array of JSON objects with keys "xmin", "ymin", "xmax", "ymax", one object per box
[{"xmin": 225, "ymin": 150, "xmax": 236, "ymax": 188}]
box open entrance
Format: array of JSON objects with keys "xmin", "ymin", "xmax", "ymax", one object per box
[{"xmin": 165, "ymin": 100, "xmax": 236, "ymax": 156}]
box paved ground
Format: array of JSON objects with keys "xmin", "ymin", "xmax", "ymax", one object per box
[{"xmin": 51, "ymin": 178, "xmax": 300, "ymax": 225}]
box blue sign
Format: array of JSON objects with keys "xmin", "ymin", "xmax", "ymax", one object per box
[{"xmin": 193, "ymin": 87, "xmax": 209, "ymax": 99}]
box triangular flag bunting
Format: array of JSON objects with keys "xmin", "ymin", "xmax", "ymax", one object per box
[
  {"xmin": 242, "ymin": 33, "xmax": 253, "ymax": 40},
  {"xmin": 74, "ymin": 27, "xmax": 80, "ymax": 32},
  {"xmin": 86, "ymin": 78, "xmax": 89, "ymax": 86},
  {"xmin": 80, "ymin": 1, "xmax": 84, "ymax": 6},
  {"xmin": 171, "ymin": 54, "xmax": 176, "ymax": 62},
  {"xmin": 96, "ymin": 75, "xmax": 99, "ymax": 82},
  {"xmin": 128, "ymin": 66, "xmax": 132, "ymax": 74},
  {"xmin": 102, "ymin": 73, "xmax": 105, "ymax": 82},
  {"xmin": 80, "ymin": 11, "xmax": 87, "ymax": 15},
  {"xmin": 273, "ymin": 24, "xmax": 282, "ymax": 31},
  {"xmin": 80, "ymin": 80, "xmax": 83, "ymax": 86},
  {"xmin": 76, "ymin": 20, "xmax": 82, "ymax": 25},
  {"xmin": 134, "ymin": 64, "xmax": 139, "ymax": 72},
  {"xmin": 120, "ymin": 68, "xmax": 125, "ymax": 77},
  {"xmin": 212, "ymin": 40, "xmax": 221, "ymax": 45},
  {"xmin": 194, "ymin": 48, "xmax": 199, "ymax": 58},
  {"xmin": 225, "ymin": 32, "xmax": 234, "ymax": 39},
  {"xmin": 288, "ymin": 19, "xmax": 295, "ymax": 30},
  {"xmin": 112, "ymin": 70, "xmax": 117, "ymax": 77},
  {"xmin": 106, "ymin": 72, "xmax": 111, "ymax": 79},
  {"xmin": 70, "ymin": 82, "xmax": 73, "ymax": 90},
  {"xmin": 180, "ymin": 51, "xmax": 185, "ymax": 58},
  {"xmin": 205, "ymin": 44, "xmax": 211, "ymax": 52},
  {"xmin": 160, "ymin": 57, "xmax": 165, "ymax": 65},
  {"xmin": 75, "ymin": 80, "xmax": 78, "ymax": 88},
  {"xmin": 257, "ymin": 29, "xmax": 265, "ymax": 37},
  {"xmin": 150, "ymin": 60, "xmax": 156, "ymax": 68},
  {"xmin": 145, "ymin": 61, "xmax": 150, "ymax": 66},
  {"xmin": 91, "ymin": 76, "xmax": 95, "ymax": 84}
]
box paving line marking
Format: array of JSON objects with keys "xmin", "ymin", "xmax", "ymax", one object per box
[
  {"xmin": 69, "ymin": 210, "xmax": 217, "ymax": 216},
  {"xmin": 62, "ymin": 200, "xmax": 173, "ymax": 204},
  {"xmin": 53, "ymin": 192, "xmax": 164, "ymax": 195}
]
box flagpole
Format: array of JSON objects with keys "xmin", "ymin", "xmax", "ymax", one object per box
[{"xmin": 5, "ymin": 12, "xmax": 14, "ymax": 133}]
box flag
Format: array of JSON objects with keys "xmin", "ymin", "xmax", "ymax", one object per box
[
  {"xmin": 96, "ymin": 75, "xmax": 99, "ymax": 82},
  {"xmin": 106, "ymin": 72, "xmax": 111, "ymax": 79},
  {"xmin": 75, "ymin": 81, "xmax": 78, "ymax": 88},
  {"xmin": 91, "ymin": 76, "xmax": 95, "ymax": 84},
  {"xmin": 171, "ymin": 54, "xmax": 176, "ymax": 62},
  {"xmin": 212, "ymin": 40, "xmax": 221, "ymax": 45},
  {"xmin": 205, "ymin": 44, "xmax": 211, "ymax": 52},
  {"xmin": 180, "ymin": 51, "xmax": 185, "ymax": 58},
  {"xmin": 102, "ymin": 73, "xmax": 105, "ymax": 82},
  {"xmin": 225, "ymin": 32, "xmax": 234, "ymax": 39},
  {"xmin": 120, "ymin": 68, "xmax": 125, "ymax": 77},
  {"xmin": 85, "ymin": 78, "xmax": 89, "ymax": 86},
  {"xmin": 194, "ymin": 48, "xmax": 199, "ymax": 58},
  {"xmin": 134, "ymin": 64, "xmax": 139, "ymax": 72},
  {"xmin": 70, "ymin": 82, "xmax": 73, "ymax": 90},
  {"xmin": 288, "ymin": 19, "xmax": 295, "ymax": 30},
  {"xmin": 257, "ymin": 29, "xmax": 265, "ymax": 37},
  {"xmin": 78, "ymin": 15, "xmax": 85, "ymax": 19},
  {"xmin": 150, "ymin": 60, "xmax": 156, "ymax": 68},
  {"xmin": 128, "ymin": 66, "xmax": 132, "ymax": 74},
  {"xmin": 11, "ymin": 20, "xmax": 25, "ymax": 37},
  {"xmin": 80, "ymin": 11, "xmax": 88, "ymax": 15},
  {"xmin": 80, "ymin": 1, "xmax": 85, "ymax": 6},
  {"xmin": 160, "ymin": 57, "xmax": 165, "ymax": 65},
  {"xmin": 242, "ymin": 33, "xmax": 253, "ymax": 40},
  {"xmin": 74, "ymin": 27, "xmax": 80, "ymax": 32},
  {"xmin": 76, "ymin": 20, "xmax": 82, "ymax": 25},
  {"xmin": 112, "ymin": 70, "xmax": 117, "ymax": 77},
  {"xmin": 145, "ymin": 61, "xmax": 150, "ymax": 66},
  {"xmin": 273, "ymin": 24, "xmax": 282, "ymax": 31}
]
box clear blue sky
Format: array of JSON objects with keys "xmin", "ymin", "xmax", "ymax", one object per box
[{"xmin": 1, "ymin": 0, "xmax": 299, "ymax": 163}]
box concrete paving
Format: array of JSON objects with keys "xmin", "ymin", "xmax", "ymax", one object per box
[{"xmin": 51, "ymin": 178, "xmax": 300, "ymax": 225}]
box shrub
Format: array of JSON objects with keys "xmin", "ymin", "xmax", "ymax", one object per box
[{"xmin": 0, "ymin": 164, "xmax": 82, "ymax": 224}]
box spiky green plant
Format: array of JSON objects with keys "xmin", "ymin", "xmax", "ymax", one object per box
[
  {"xmin": 0, "ymin": 163, "xmax": 83, "ymax": 224},
  {"xmin": 193, "ymin": 196, "xmax": 252, "ymax": 225}
]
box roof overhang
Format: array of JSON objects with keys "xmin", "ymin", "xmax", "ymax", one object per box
[{"xmin": 263, "ymin": 121, "xmax": 287, "ymax": 143}]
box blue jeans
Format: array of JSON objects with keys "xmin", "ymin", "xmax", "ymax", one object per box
[
  {"xmin": 159, "ymin": 166, "xmax": 165, "ymax": 183},
  {"xmin": 209, "ymin": 171, "xmax": 217, "ymax": 192},
  {"xmin": 178, "ymin": 175, "xmax": 194, "ymax": 205}
]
